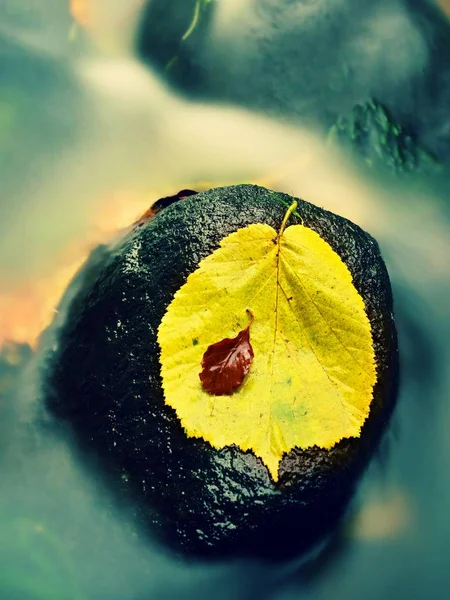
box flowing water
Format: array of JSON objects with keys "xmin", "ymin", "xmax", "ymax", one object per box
[{"xmin": 1, "ymin": 2, "xmax": 450, "ymax": 599}]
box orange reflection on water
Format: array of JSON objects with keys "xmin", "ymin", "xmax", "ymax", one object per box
[
  {"xmin": 439, "ymin": 1, "xmax": 450, "ymax": 17},
  {"xmin": 70, "ymin": 0, "xmax": 91, "ymax": 28},
  {"xmin": 0, "ymin": 190, "xmax": 153, "ymax": 349}
]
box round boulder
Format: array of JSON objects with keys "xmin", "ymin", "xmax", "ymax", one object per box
[{"xmin": 44, "ymin": 184, "xmax": 398, "ymax": 559}]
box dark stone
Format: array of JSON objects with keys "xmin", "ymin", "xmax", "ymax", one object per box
[
  {"xmin": 43, "ymin": 184, "xmax": 398, "ymax": 559},
  {"xmin": 136, "ymin": 0, "xmax": 214, "ymax": 93},
  {"xmin": 328, "ymin": 100, "xmax": 440, "ymax": 174},
  {"xmin": 136, "ymin": 0, "xmax": 450, "ymax": 166}
]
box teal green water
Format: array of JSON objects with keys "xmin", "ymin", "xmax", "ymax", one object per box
[{"xmin": 1, "ymin": 2, "xmax": 450, "ymax": 599}]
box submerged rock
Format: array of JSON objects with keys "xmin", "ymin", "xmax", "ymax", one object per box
[
  {"xmin": 328, "ymin": 100, "xmax": 440, "ymax": 174},
  {"xmin": 44, "ymin": 185, "xmax": 398, "ymax": 559}
]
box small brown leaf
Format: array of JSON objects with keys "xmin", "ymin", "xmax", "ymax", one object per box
[
  {"xmin": 134, "ymin": 190, "xmax": 198, "ymax": 228},
  {"xmin": 199, "ymin": 310, "xmax": 254, "ymax": 395}
]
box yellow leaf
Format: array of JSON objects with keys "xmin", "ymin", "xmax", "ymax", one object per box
[{"xmin": 157, "ymin": 204, "xmax": 376, "ymax": 481}]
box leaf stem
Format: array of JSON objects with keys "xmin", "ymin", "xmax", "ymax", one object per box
[
  {"xmin": 270, "ymin": 192, "xmax": 304, "ymax": 225},
  {"xmin": 182, "ymin": 0, "xmax": 201, "ymax": 41},
  {"xmin": 278, "ymin": 201, "xmax": 298, "ymax": 239}
]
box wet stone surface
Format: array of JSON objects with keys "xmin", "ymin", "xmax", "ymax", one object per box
[{"xmin": 44, "ymin": 184, "xmax": 398, "ymax": 559}]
